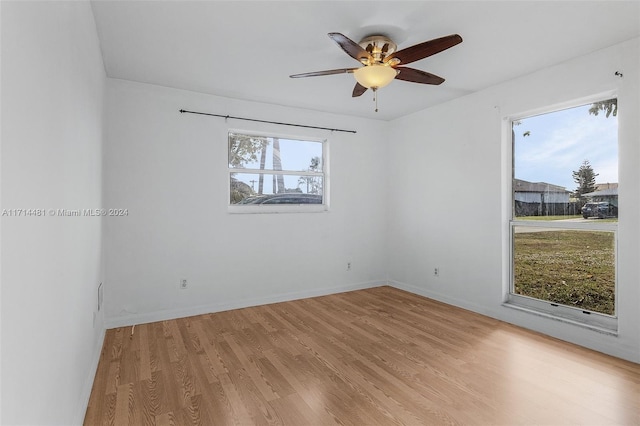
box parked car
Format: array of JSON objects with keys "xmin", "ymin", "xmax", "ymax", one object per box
[
  {"xmin": 237, "ymin": 193, "xmax": 322, "ymax": 205},
  {"xmin": 581, "ymin": 202, "xmax": 618, "ymax": 219}
]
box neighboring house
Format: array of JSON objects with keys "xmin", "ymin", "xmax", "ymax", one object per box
[
  {"xmin": 583, "ymin": 183, "xmax": 618, "ymax": 206},
  {"xmin": 514, "ymin": 178, "xmax": 573, "ymax": 216}
]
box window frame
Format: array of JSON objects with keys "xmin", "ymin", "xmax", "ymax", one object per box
[
  {"xmin": 504, "ymin": 93, "xmax": 619, "ymax": 332},
  {"xmin": 227, "ymin": 129, "xmax": 329, "ymax": 214}
]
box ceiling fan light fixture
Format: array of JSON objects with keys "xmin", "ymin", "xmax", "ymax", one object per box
[{"xmin": 353, "ymin": 64, "xmax": 397, "ymax": 89}]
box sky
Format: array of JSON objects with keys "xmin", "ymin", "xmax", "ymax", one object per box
[
  {"xmin": 513, "ymin": 102, "xmax": 618, "ymax": 191},
  {"xmin": 237, "ymin": 138, "xmax": 321, "ymax": 172}
]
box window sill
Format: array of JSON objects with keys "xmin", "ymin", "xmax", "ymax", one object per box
[
  {"xmin": 502, "ymin": 300, "xmax": 618, "ymax": 336},
  {"xmin": 228, "ymin": 204, "xmax": 328, "ymax": 214}
]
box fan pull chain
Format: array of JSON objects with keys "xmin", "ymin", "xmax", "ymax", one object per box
[{"xmin": 373, "ymin": 88, "xmax": 379, "ymax": 112}]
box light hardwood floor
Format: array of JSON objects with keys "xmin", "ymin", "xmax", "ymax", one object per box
[{"xmin": 85, "ymin": 286, "xmax": 640, "ymax": 425}]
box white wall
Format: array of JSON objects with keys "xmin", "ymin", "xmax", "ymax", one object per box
[
  {"xmin": 103, "ymin": 79, "xmax": 389, "ymax": 327},
  {"xmin": 104, "ymin": 39, "xmax": 640, "ymax": 364},
  {"xmin": 1, "ymin": 2, "xmax": 106, "ymax": 424},
  {"xmin": 387, "ymin": 39, "xmax": 640, "ymax": 363}
]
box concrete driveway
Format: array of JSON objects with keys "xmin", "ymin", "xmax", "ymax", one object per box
[{"xmin": 514, "ymin": 217, "xmax": 599, "ymax": 233}]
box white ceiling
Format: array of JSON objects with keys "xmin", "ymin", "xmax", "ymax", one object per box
[{"xmin": 90, "ymin": 1, "xmax": 640, "ymax": 121}]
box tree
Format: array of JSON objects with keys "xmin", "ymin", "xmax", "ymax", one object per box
[
  {"xmin": 298, "ymin": 156, "xmax": 322, "ymax": 194},
  {"xmin": 258, "ymin": 142, "xmax": 267, "ymax": 194},
  {"xmin": 272, "ymin": 138, "xmax": 285, "ymax": 193},
  {"xmin": 228, "ymin": 134, "xmax": 268, "ymax": 168},
  {"xmin": 572, "ymin": 160, "xmax": 598, "ymax": 203},
  {"xmin": 230, "ymin": 178, "xmax": 254, "ymax": 203},
  {"xmin": 588, "ymin": 98, "xmax": 617, "ymax": 118},
  {"xmin": 229, "ymin": 133, "xmax": 270, "ymax": 199}
]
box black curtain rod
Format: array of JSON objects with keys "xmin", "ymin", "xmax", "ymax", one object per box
[{"xmin": 179, "ymin": 109, "xmax": 357, "ymax": 134}]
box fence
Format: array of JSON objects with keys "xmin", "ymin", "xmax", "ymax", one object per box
[{"xmin": 515, "ymin": 201, "xmax": 581, "ymax": 217}]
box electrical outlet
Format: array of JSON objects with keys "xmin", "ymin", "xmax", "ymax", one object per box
[
  {"xmin": 347, "ymin": 262, "xmax": 352, "ymax": 271},
  {"xmin": 434, "ymin": 268, "xmax": 439, "ymax": 277},
  {"xmin": 180, "ymin": 279, "xmax": 188, "ymax": 289}
]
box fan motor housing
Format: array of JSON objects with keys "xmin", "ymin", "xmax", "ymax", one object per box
[{"xmin": 358, "ymin": 35, "xmax": 397, "ymax": 63}]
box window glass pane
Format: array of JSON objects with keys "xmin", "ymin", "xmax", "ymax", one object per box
[
  {"xmin": 510, "ymin": 98, "xmax": 618, "ymax": 322},
  {"xmin": 230, "ymin": 173, "xmax": 323, "ymax": 204},
  {"xmin": 513, "ymin": 227, "xmax": 615, "ymax": 315},
  {"xmin": 229, "ymin": 133, "xmax": 323, "ymax": 172},
  {"xmin": 513, "ymin": 99, "xmax": 618, "ymax": 221}
]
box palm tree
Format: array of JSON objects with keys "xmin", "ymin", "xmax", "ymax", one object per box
[
  {"xmin": 272, "ymin": 138, "xmax": 285, "ymax": 193},
  {"xmin": 258, "ymin": 143, "xmax": 267, "ymax": 194}
]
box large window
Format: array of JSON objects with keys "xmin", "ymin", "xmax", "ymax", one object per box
[
  {"xmin": 509, "ymin": 97, "xmax": 618, "ymax": 330},
  {"xmin": 228, "ymin": 132, "xmax": 326, "ymax": 211}
]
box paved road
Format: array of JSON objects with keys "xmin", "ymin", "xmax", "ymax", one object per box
[{"xmin": 514, "ymin": 217, "xmax": 601, "ymax": 233}]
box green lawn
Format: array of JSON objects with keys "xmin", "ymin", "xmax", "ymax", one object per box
[{"xmin": 513, "ymin": 230, "xmax": 615, "ymax": 315}]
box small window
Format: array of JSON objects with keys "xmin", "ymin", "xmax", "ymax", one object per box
[
  {"xmin": 228, "ymin": 132, "xmax": 326, "ymax": 211},
  {"xmin": 509, "ymin": 97, "xmax": 618, "ymax": 330}
]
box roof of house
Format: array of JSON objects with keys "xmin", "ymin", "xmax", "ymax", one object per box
[
  {"xmin": 514, "ymin": 179, "xmax": 570, "ymax": 193},
  {"xmin": 583, "ymin": 183, "xmax": 619, "ymax": 197},
  {"xmin": 583, "ymin": 188, "xmax": 618, "ymax": 197},
  {"xmin": 595, "ymin": 183, "xmax": 618, "ymax": 191}
]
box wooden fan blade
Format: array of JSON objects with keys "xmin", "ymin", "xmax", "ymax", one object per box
[
  {"xmin": 385, "ymin": 34, "xmax": 462, "ymax": 65},
  {"xmin": 394, "ymin": 67, "xmax": 445, "ymax": 85},
  {"xmin": 352, "ymin": 82, "xmax": 368, "ymax": 97},
  {"xmin": 328, "ymin": 33, "xmax": 373, "ymax": 63},
  {"xmin": 290, "ymin": 68, "xmax": 356, "ymax": 78}
]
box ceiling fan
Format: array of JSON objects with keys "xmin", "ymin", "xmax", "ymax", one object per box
[{"xmin": 290, "ymin": 32, "xmax": 462, "ymax": 111}]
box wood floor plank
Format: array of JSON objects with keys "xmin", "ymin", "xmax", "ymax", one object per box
[
  {"xmin": 136, "ymin": 377, "xmax": 158, "ymax": 426},
  {"xmin": 86, "ymin": 286, "xmax": 640, "ymax": 425},
  {"xmin": 138, "ymin": 323, "xmax": 153, "ymax": 381},
  {"xmin": 154, "ymin": 322, "xmax": 184, "ymax": 413},
  {"xmin": 113, "ymin": 382, "xmax": 135, "ymax": 425},
  {"xmin": 84, "ymin": 336, "xmax": 112, "ymax": 425},
  {"xmin": 260, "ymin": 350, "xmax": 340, "ymax": 425},
  {"xmin": 155, "ymin": 411, "xmax": 177, "ymax": 426},
  {"xmin": 267, "ymin": 393, "xmax": 319, "ymax": 425}
]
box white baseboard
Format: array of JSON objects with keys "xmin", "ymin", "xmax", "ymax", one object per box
[
  {"xmin": 388, "ymin": 280, "xmax": 491, "ymax": 316},
  {"xmin": 105, "ymin": 280, "xmax": 387, "ymax": 329},
  {"xmin": 74, "ymin": 325, "xmax": 106, "ymax": 425}
]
